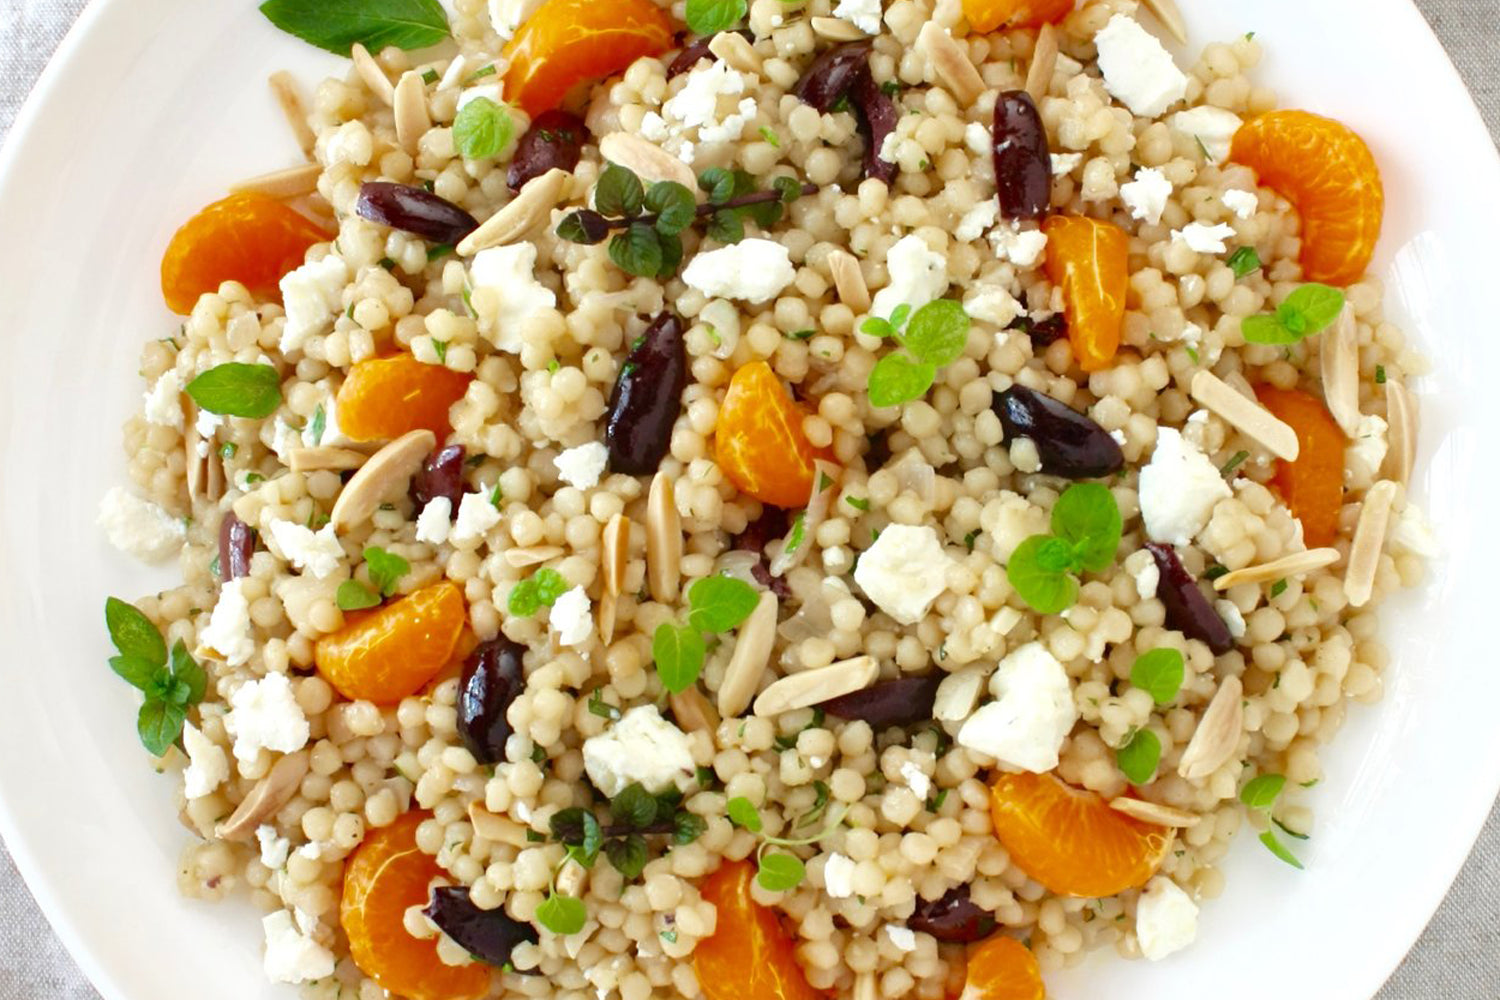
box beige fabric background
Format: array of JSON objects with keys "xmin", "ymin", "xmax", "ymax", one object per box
[{"xmin": 0, "ymin": 0, "xmax": 1496, "ymax": 996}]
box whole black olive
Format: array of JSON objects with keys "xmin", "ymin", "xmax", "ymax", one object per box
[
  {"xmin": 605, "ymin": 312, "xmax": 686, "ymax": 475},
  {"xmin": 819, "ymin": 675, "xmax": 942, "ymax": 729},
  {"xmin": 423, "ymin": 886, "xmax": 538, "ymax": 968},
  {"xmin": 793, "ymin": 42, "xmax": 873, "ymax": 112},
  {"xmin": 355, "ymin": 182, "xmax": 479, "ymax": 245},
  {"xmin": 410, "ymin": 445, "xmax": 467, "ymax": 514},
  {"xmin": 792, "ymin": 42, "xmax": 896, "ymax": 184},
  {"xmin": 457, "ymin": 637, "xmax": 527, "ymax": 765},
  {"xmin": 992, "ymin": 90, "xmax": 1052, "ymax": 220},
  {"xmin": 908, "ymin": 885, "xmax": 997, "ymax": 943},
  {"xmin": 993, "ymin": 385, "xmax": 1124, "ymax": 479},
  {"xmin": 1145, "ymin": 542, "xmax": 1234, "ymax": 655},
  {"xmin": 508, "ymin": 111, "xmax": 586, "ymax": 192}
]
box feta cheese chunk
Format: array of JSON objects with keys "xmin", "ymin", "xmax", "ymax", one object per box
[
  {"xmin": 682, "ymin": 238, "xmax": 795, "ymax": 304},
  {"xmin": 279, "ymin": 255, "xmax": 347, "ymax": 355},
  {"xmin": 832, "ymin": 0, "xmax": 882, "ymax": 35},
  {"xmin": 415, "ymin": 497, "xmax": 454, "ymax": 546},
  {"xmin": 201, "ymin": 578, "xmax": 256, "ymax": 666},
  {"xmin": 884, "ymin": 925, "xmax": 918, "ymax": 952},
  {"xmin": 1170, "ymin": 106, "xmax": 1244, "ymax": 164},
  {"xmin": 1120, "ymin": 167, "xmax": 1173, "ymax": 225},
  {"xmin": 262, "ymin": 910, "xmax": 337, "ymax": 984},
  {"xmin": 451, "ymin": 489, "xmax": 502, "ymax": 546},
  {"xmin": 470, "ymin": 243, "xmax": 557, "ymax": 353},
  {"xmin": 549, "ymin": 586, "xmax": 593, "ymax": 646},
  {"xmin": 1136, "ymin": 876, "xmax": 1199, "ymax": 961},
  {"xmin": 989, "ymin": 224, "xmax": 1049, "ymax": 268},
  {"xmin": 1124, "ymin": 549, "xmax": 1161, "ymax": 602},
  {"xmin": 196, "ymin": 407, "xmax": 225, "ymax": 442},
  {"xmin": 954, "ymin": 201, "xmax": 1000, "ymax": 243},
  {"xmin": 1389, "ymin": 501, "xmax": 1439, "ymax": 558},
  {"xmin": 664, "ymin": 61, "xmax": 747, "ymax": 130},
  {"xmin": 1215, "ymin": 599, "xmax": 1246, "ymax": 639},
  {"xmin": 581, "ymin": 705, "xmax": 695, "ymax": 797},
  {"xmin": 1173, "ymin": 222, "xmax": 1237, "ymax": 255},
  {"xmin": 956, "ymin": 642, "xmax": 1077, "ymax": 772},
  {"xmin": 898, "ymin": 758, "xmax": 932, "ymax": 800},
  {"xmin": 822, "ymin": 852, "xmax": 857, "ymax": 898},
  {"xmin": 964, "ymin": 121, "xmax": 990, "ymax": 156},
  {"xmin": 871, "ymin": 234, "xmax": 949, "ymax": 319},
  {"xmin": 963, "ymin": 285, "xmax": 1022, "ymax": 328},
  {"xmin": 1050, "ymin": 152, "xmax": 1083, "ymax": 176},
  {"xmin": 226, "ymin": 673, "xmax": 310, "ymax": 765},
  {"xmin": 555, "ymin": 442, "xmax": 609, "ymax": 490},
  {"xmin": 97, "ymin": 487, "xmax": 186, "ymax": 563},
  {"xmin": 853, "ymin": 524, "xmax": 954, "ymax": 625},
  {"xmin": 1094, "ymin": 15, "xmax": 1188, "ymax": 118},
  {"xmin": 181, "ymin": 723, "xmax": 229, "ymax": 799},
  {"xmin": 143, "ymin": 371, "xmax": 184, "ymax": 429},
  {"xmin": 1139, "ymin": 427, "xmax": 1232, "ymax": 546},
  {"xmin": 267, "ymin": 520, "xmax": 345, "ymax": 579},
  {"xmin": 1221, "ymin": 189, "xmax": 1259, "ymax": 220},
  {"xmin": 256, "ymin": 825, "xmax": 291, "ymax": 869},
  {"xmin": 1344, "ymin": 414, "xmax": 1389, "ymax": 489}
]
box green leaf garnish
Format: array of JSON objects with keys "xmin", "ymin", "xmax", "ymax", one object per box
[
  {"xmin": 535, "ymin": 893, "xmax": 587, "ymax": 935},
  {"xmin": 185, "ymin": 363, "xmax": 283, "ymax": 418},
  {"xmin": 1258, "ymin": 829, "xmax": 1304, "ymax": 869},
  {"xmin": 755, "ymin": 851, "xmax": 806, "ymax": 892},
  {"xmin": 108, "ymin": 599, "xmax": 206, "ymax": 757},
  {"xmin": 653, "ymin": 622, "xmax": 707, "ymax": 694},
  {"xmin": 727, "ymin": 796, "xmax": 763, "ymax": 833},
  {"xmin": 453, "ymin": 96, "xmax": 515, "ymax": 160},
  {"xmin": 336, "ymin": 580, "xmax": 382, "ymax": 611},
  {"xmin": 1226, "ymin": 246, "xmax": 1261, "ymax": 278},
  {"xmin": 1050, "ymin": 482, "xmax": 1122, "ymax": 572},
  {"xmin": 308, "ymin": 405, "xmax": 326, "ymax": 446},
  {"xmin": 1130, "ymin": 648, "xmax": 1185, "ymax": 705},
  {"xmin": 644, "ymin": 181, "xmax": 697, "ymax": 236},
  {"xmin": 105, "ymin": 597, "xmax": 167, "ymax": 665},
  {"xmin": 258, "ymin": 0, "xmax": 450, "ymax": 55},
  {"xmin": 138, "ymin": 700, "xmax": 188, "ymax": 758},
  {"xmin": 698, "ymin": 167, "xmax": 736, "ymax": 205},
  {"xmin": 610, "ymin": 783, "xmax": 659, "ymax": 828},
  {"xmin": 1240, "ymin": 773, "xmax": 1287, "ymax": 811},
  {"xmin": 684, "ymin": 0, "xmax": 747, "ymax": 34},
  {"xmin": 508, "ymin": 567, "xmax": 569, "ymax": 617},
  {"xmin": 685, "ymin": 575, "xmax": 760, "ymax": 634},
  {"xmin": 109, "ymin": 655, "xmax": 160, "ymax": 691},
  {"xmin": 867, "ymin": 353, "xmax": 936, "ymax": 408},
  {"xmin": 705, "ymin": 208, "xmax": 745, "ymax": 245},
  {"xmin": 594, "ymin": 162, "xmax": 644, "ymax": 217},
  {"xmin": 608, "ymin": 223, "xmax": 664, "ymax": 278},
  {"xmin": 1116, "ymin": 728, "xmax": 1162, "ymax": 785},
  {"xmin": 783, "ymin": 513, "xmax": 807, "ymax": 556},
  {"xmin": 866, "ymin": 300, "xmax": 968, "ymax": 407},
  {"xmin": 899, "ymin": 299, "xmax": 969, "ymax": 367},
  {"xmin": 1005, "ymin": 536, "xmax": 1080, "ymax": 614},
  {"xmin": 1269, "ymin": 578, "xmax": 1288, "ymax": 598},
  {"xmin": 1240, "ymin": 283, "xmax": 1345, "ymax": 345},
  {"xmin": 363, "ymin": 546, "xmax": 410, "ymax": 597},
  {"xmin": 674, "ymin": 810, "xmax": 709, "ymax": 845},
  {"xmin": 605, "ymin": 834, "xmax": 650, "ymax": 878},
  {"xmin": 170, "ymin": 641, "xmax": 207, "ymax": 705}
]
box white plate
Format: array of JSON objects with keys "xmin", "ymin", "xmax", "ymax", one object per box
[{"xmin": 0, "ymin": 1, "xmax": 1495, "ymax": 998}]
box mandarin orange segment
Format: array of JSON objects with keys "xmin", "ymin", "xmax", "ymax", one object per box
[
  {"xmin": 341, "ymin": 811, "xmax": 491, "ymax": 1000},
  {"xmin": 963, "ymin": 0, "xmax": 1073, "ymax": 33},
  {"xmin": 500, "ymin": 0, "xmax": 675, "ymax": 117},
  {"xmin": 335, "ymin": 354, "xmax": 474, "ymax": 443},
  {"xmin": 989, "ymin": 771, "xmax": 1172, "ymax": 899},
  {"xmin": 1229, "ymin": 110, "xmax": 1384, "ymax": 286},
  {"xmin": 315, "ymin": 581, "xmax": 468, "ymax": 704},
  {"xmin": 695, "ymin": 860, "xmax": 823, "ymax": 1000},
  {"xmin": 1042, "ymin": 215, "xmax": 1129, "ymax": 373},
  {"xmin": 715, "ymin": 360, "xmax": 829, "ymax": 508},
  {"xmin": 160, "ymin": 191, "xmax": 332, "ymax": 315},
  {"xmin": 960, "ymin": 936, "xmax": 1046, "ymax": 1000},
  {"xmin": 1254, "ymin": 385, "xmax": 1347, "ymax": 548}
]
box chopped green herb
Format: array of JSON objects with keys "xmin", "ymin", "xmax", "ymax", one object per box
[
  {"xmin": 219, "ymin": 442, "xmax": 238, "ymax": 460},
  {"xmin": 660, "ymin": 928, "xmax": 679, "ymax": 943},
  {"xmin": 1220, "ymin": 450, "xmax": 1250, "ymax": 478},
  {"xmin": 926, "ymin": 788, "xmax": 949, "ymax": 811},
  {"xmin": 1258, "ymin": 829, "xmax": 1304, "ymax": 869},
  {"xmin": 587, "ymin": 688, "xmax": 622, "ymax": 721},
  {"xmin": 964, "ymin": 528, "xmax": 981, "ymax": 552},
  {"xmin": 786, "ymin": 328, "xmax": 816, "ymax": 341},
  {"xmin": 1185, "ymin": 345, "xmax": 1200, "ymax": 364},
  {"xmin": 1375, "ymin": 364, "xmax": 1387, "ymax": 384},
  {"xmin": 1204, "ymin": 564, "xmax": 1229, "ymax": 581},
  {"xmin": 783, "ymin": 513, "xmax": 807, "ymax": 556},
  {"xmin": 421, "ymin": 68, "xmax": 440, "ymax": 84},
  {"xmin": 845, "ymin": 496, "xmax": 870, "ymax": 511},
  {"xmin": 308, "ymin": 405, "xmax": 327, "ymax": 446},
  {"xmin": 1270, "ymin": 578, "xmax": 1288, "ymax": 598},
  {"xmin": 379, "ymin": 256, "xmax": 397, "ymax": 270},
  {"xmin": 432, "ymin": 339, "xmax": 448, "ymax": 363},
  {"xmin": 880, "ymin": 79, "xmax": 900, "ymax": 96},
  {"xmin": 759, "ymin": 126, "xmax": 781, "ymax": 148},
  {"xmin": 468, "ymin": 63, "xmax": 497, "ymax": 81},
  {"xmin": 547, "ymin": 359, "xmax": 561, "ymax": 374},
  {"xmin": 1227, "ymin": 245, "xmax": 1261, "ymax": 279},
  {"xmin": 257, "ymin": 0, "xmax": 450, "ymax": 55},
  {"xmin": 427, "ymin": 243, "xmax": 454, "ymax": 262}
]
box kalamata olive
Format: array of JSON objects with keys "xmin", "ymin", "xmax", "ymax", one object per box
[
  {"xmin": 792, "ymin": 43, "xmax": 895, "ymax": 184},
  {"xmin": 218, "ymin": 511, "xmax": 254, "ymax": 582},
  {"xmin": 1144, "ymin": 542, "xmax": 1234, "ymax": 655},
  {"xmin": 992, "ymin": 90, "xmax": 1051, "ymax": 220},
  {"xmin": 1009, "ymin": 312, "xmax": 1067, "ymax": 348},
  {"xmin": 457, "ymin": 637, "xmax": 527, "ymax": 765},
  {"xmin": 666, "ymin": 30, "xmax": 751, "ymax": 78},
  {"xmin": 411, "ymin": 444, "xmax": 467, "ymax": 514},
  {"xmin": 993, "ymin": 385, "xmax": 1124, "ymax": 479},
  {"xmin": 605, "ymin": 312, "xmax": 686, "ymax": 475},
  {"xmin": 908, "ymin": 885, "xmax": 998, "ymax": 943},
  {"xmin": 734, "ymin": 507, "xmax": 792, "ymax": 600},
  {"xmin": 850, "ymin": 64, "xmax": 898, "ymax": 185},
  {"xmin": 819, "ymin": 674, "xmax": 942, "ymax": 729},
  {"xmin": 793, "ymin": 41, "xmax": 872, "ymax": 112},
  {"xmin": 508, "ymin": 110, "xmax": 586, "ymax": 192},
  {"xmin": 423, "ymin": 886, "xmax": 537, "ymax": 968},
  {"xmin": 355, "ymin": 182, "xmax": 479, "ymax": 245}
]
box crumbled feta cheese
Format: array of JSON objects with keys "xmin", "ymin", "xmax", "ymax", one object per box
[
  {"xmin": 456, "ymin": 82, "xmax": 504, "ymax": 111},
  {"xmin": 682, "ymin": 239, "xmax": 796, "ymax": 304},
  {"xmin": 665, "ymin": 61, "xmax": 747, "ymax": 130},
  {"xmin": 296, "ymin": 842, "xmax": 324, "ymax": 861},
  {"xmin": 871, "ymin": 234, "xmax": 949, "ymax": 319},
  {"xmin": 699, "ymin": 97, "xmax": 758, "ymax": 146},
  {"xmin": 256, "ymin": 825, "xmax": 291, "ymax": 869},
  {"xmin": 963, "ymin": 285, "xmax": 1023, "ymax": 328},
  {"xmin": 899, "ymin": 759, "xmax": 932, "ymax": 800},
  {"xmin": 885, "ymin": 925, "xmax": 917, "ymax": 952},
  {"xmin": 226, "ymin": 673, "xmax": 310, "ymax": 765},
  {"xmin": 1389, "ymin": 501, "xmax": 1439, "ymax": 558},
  {"xmin": 98, "ymin": 487, "xmax": 186, "ymax": 562},
  {"xmin": 1125, "ymin": 549, "xmax": 1160, "ymax": 601},
  {"xmin": 201, "ymin": 578, "xmax": 256, "ymax": 666},
  {"xmin": 470, "ymin": 243, "xmax": 557, "ymax": 353},
  {"xmin": 1344, "ymin": 414, "xmax": 1389, "ymax": 489},
  {"xmin": 1136, "ymin": 876, "xmax": 1199, "ymax": 961},
  {"xmin": 1094, "ymin": 15, "xmax": 1188, "ymax": 118},
  {"xmin": 581, "ymin": 705, "xmax": 695, "ymax": 797},
  {"xmin": 832, "ymin": 0, "xmax": 882, "ymax": 34},
  {"xmin": 1050, "ymin": 152, "xmax": 1083, "ymax": 176},
  {"xmin": 964, "ymin": 121, "xmax": 990, "ymax": 156},
  {"xmin": 956, "ymin": 642, "xmax": 1077, "ymax": 772},
  {"xmin": 143, "ymin": 371, "xmax": 184, "ymax": 429},
  {"xmin": 853, "ymin": 524, "xmax": 953, "ymax": 625},
  {"xmin": 488, "ymin": 0, "xmax": 545, "ymax": 40},
  {"xmin": 262, "ymin": 910, "xmax": 336, "ymax": 984},
  {"xmin": 1221, "ymin": 189, "xmax": 1259, "ymax": 220},
  {"xmin": 878, "ymin": 130, "xmax": 900, "ymax": 164},
  {"xmin": 196, "ymin": 407, "xmax": 225, "ymax": 441},
  {"xmin": 639, "ymin": 112, "xmax": 671, "ymax": 142},
  {"xmin": 1139, "ymin": 427, "xmax": 1232, "ymax": 546},
  {"xmin": 267, "ymin": 520, "xmax": 344, "ymax": 578},
  {"xmin": 1120, "ymin": 167, "xmax": 1173, "ymax": 225},
  {"xmin": 1215, "ymin": 599, "xmax": 1246, "ymax": 639},
  {"xmin": 555, "ymin": 442, "xmax": 609, "ymax": 490},
  {"xmin": 549, "ymin": 586, "xmax": 593, "ymax": 646},
  {"xmin": 954, "ymin": 201, "xmax": 1000, "ymax": 243},
  {"xmin": 451, "ymin": 489, "xmax": 502, "ymax": 546},
  {"xmin": 823, "ymin": 853, "xmax": 857, "ymax": 898},
  {"xmin": 989, "ymin": 224, "xmax": 1048, "ymax": 268},
  {"xmin": 1173, "ymin": 222, "xmax": 1237, "ymax": 255},
  {"xmin": 279, "ymin": 255, "xmax": 348, "ymax": 355},
  {"xmin": 181, "ymin": 723, "xmax": 229, "ymax": 799},
  {"xmin": 415, "ymin": 497, "xmax": 454, "ymax": 546},
  {"xmin": 1170, "ymin": 106, "xmax": 1243, "ymax": 164}
]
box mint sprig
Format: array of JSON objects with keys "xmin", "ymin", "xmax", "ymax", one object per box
[
  {"xmin": 453, "ymin": 97, "xmax": 516, "ymax": 160},
  {"xmin": 865, "ymin": 300, "xmax": 971, "ymax": 408},
  {"xmin": 258, "ymin": 0, "xmax": 450, "ymax": 55},
  {"xmin": 1240, "ymin": 283, "xmax": 1344, "ymax": 345},
  {"xmin": 104, "ymin": 597, "xmax": 207, "ymax": 757},
  {"xmin": 1005, "ymin": 483, "xmax": 1123, "ymax": 613},
  {"xmin": 653, "ymin": 575, "xmax": 759, "ymax": 693},
  {"xmin": 509, "ymin": 567, "xmax": 569, "ymax": 617},
  {"xmin": 186, "ymin": 363, "xmax": 283, "ymax": 418},
  {"xmin": 720, "ymin": 794, "xmax": 847, "ymax": 892},
  {"xmin": 1240, "ymin": 772, "xmax": 1304, "ymax": 869}
]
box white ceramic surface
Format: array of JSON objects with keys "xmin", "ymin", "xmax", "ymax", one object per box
[{"xmin": 0, "ymin": 0, "xmax": 1495, "ymax": 998}]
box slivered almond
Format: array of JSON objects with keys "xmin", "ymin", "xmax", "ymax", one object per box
[
  {"xmin": 1024, "ymin": 24, "xmax": 1059, "ymax": 104},
  {"xmin": 718, "ymin": 591, "xmax": 779, "ymax": 718},
  {"xmin": 1190, "ymin": 370, "xmax": 1299, "ymax": 460},
  {"xmin": 1140, "ymin": 0, "xmax": 1188, "ymax": 45},
  {"xmin": 287, "ymin": 446, "xmax": 368, "ymax": 472},
  {"xmin": 468, "ymin": 801, "xmax": 530, "ymax": 847},
  {"xmin": 456, "ymin": 167, "xmax": 570, "ymax": 256},
  {"xmin": 709, "ymin": 31, "xmax": 763, "ymax": 74},
  {"xmin": 216, "ymin": 750, "xmax": 310, "ymax": 840},
  {"xmin": 351, "ymin": 43, "xmax": 396, "ymax": 106},
  {"xmin": 329, "ymin": 429, "xmax": 437, "ymax": 532},
  {"xmin": 206, "ymin": 449, "xmax": 225, "ymax": 502},
  {"xmin": 183, "ymin": 398, "xmax": 225, "ymax": 505},
  {"xmin": 602, "ymin": 513, "xmax": 629, "ymax": 596},
  {"xmin": 753, "ymin": 655, "xmax": 879, "ymax": 718},
  {"xmin": 231, "ymin": 162, "xmax": 323, "ymax": 199},
  {"xmin": 669, "ymin": 686, "xmax": 721, "ymax": 733},
  {"xmin": 827, "ymin": 249, "xmax": 871, "ymax": 313},
  {"xmin": 1319, "ymin": 306, "xmax": 1361, "ymax": 437},
  {"xmin": 1211, "ymin": 548, "xmax": 1341, "ymax": 590},
  {"xmin": 1176, "ymin": 675, "xmax": 1243, "ymax": 781},
  {"xmin": 598, "ymin": 132, "xmax": 697, "ymax": 190},
  {"xmin": 1344, "ymin": 479, "xmax": 1397, "ymax": 607},
  {"xmin": 918, "ymin": 23, "xmax": 985, "ymax": 107},
  {"xmin": 394, "ymin": 71, "xmax": 431, "ymax": 156},
  {"xmin": 504, "ymin": 545, "xmax": 565, "ymax": 568},
  {"xmin": 810, "ymin": 16, "xmax": 868, "ymax": 41},
  {"xmin": 598, "ymin": 593, "xmax": 619, "ymax": 646},
  {"xmin": 269, "ymin": 72, "xmax": 317, "ymax": 158},
  {"xmin": 1109, "ymin": 797, "xmax": 1202, "ymax": 828},
  {"xmin": 932, "ymin": 668, "xmax": 986, "ymax": 723},
  {"xmin": 647, "ymin": 472, "xmax": 682, "ymax": 603},
  {"xmin": 1383, "ymin": 380, "xmax": 1418, "ymax": 484}
]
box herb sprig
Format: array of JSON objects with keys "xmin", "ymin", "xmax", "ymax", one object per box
[
  {"xmin": 259, "ymin": 0, "xmax": 450, "ymax": 55},
  {"xmin": 105, "ymin": 598, "xmax": 208, "ymax": 756},
  {"xmin": 337, "ymin": 546, "xmax": 411, "ymax": 610},
  {"xmin": 1005, "ymin": 483, "xmax": 1123, "ymax": 613},
  {"xmin": 725, "ymin": 795, "xmax": 849, "ymax": 891},
  {"xmin": 684, "ymin": 0, "xmax": 747, "ymax": 34},
  {"xmin": 862, "ymin": 300, "xmax": 972, "ymax": 407},
  {"xmin": 1240, "ymin": 283, "xmax": 1344, "ymax": 345},
  {"xmin": 509, "ymin": 567, "xmax": 569, "ymax": 617},
  {"xmin": 653, "ymin": 575, "xmax": 760, "ymax": 694},
  {"xmin": 453, "ymin": 97, "xmax": 516, "ymax": 160},
  {"xmin": 1240, "ymin": 772, "xmax": 1304, "ymax": 869}
]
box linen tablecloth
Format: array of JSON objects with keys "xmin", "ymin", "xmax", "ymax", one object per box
[{"xmin": 1, "ymin": 0, "xmax": 1496, "ymax": 996}]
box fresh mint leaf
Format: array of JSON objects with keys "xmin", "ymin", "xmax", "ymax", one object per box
[
  {"xmin": 1226, "ymin": 246, "xmax": 1260, "ymax": 278},
  {"xmin": 686, "ymin": 576, "xmax": 760, "ymax": 633},
  {"xmin": 1240, "ymin": 773, "xmax": 1287, "ymax": 811},
  {"xmin": 684, "ymin": 0, "xmax": 747, "ymax": 34},
  {"xmin": 755, "ymin": 851, "xmax": 806, "ymax": 891},
  {"xmin": 1130, "ymin": 648, "xmax": 1185, "ymax": 705},
  {"xmin": 1050, "ymin": 482, "xmax": 1122, "ymax": 573},
  {"xmin": 258, "ymin": 0, "xmax": 450, "ymax": 55},
  {"xmin": 859, "ymin": 317, "xmax": 896, "ymax": 339},
  {"xmin": 705, "ymin": 208, "xmax": 745, "ymax": 245},
  {"xmin": 673, "ymin": 810, "xmax": 708, "ymax": 845},
  {"xmin": 605, "ymin": 834, "xmax": 649, "ymax": 879},
  {"xmin": 698, "ymin": 167, "xmax": 737, "ymax": 204},
  {"xmin": 1116, "ymin": 728, "xmax": 1162, "ymax": 785},
  {"xmin": 336, "ymin": 580, "xmax": 382, "ymax": 611},
  {"xmin": 888, "ymin": 304, "xmax": 912, "ymax": 330},
  {"xmin": 137, "ymin": 699, "xmax": 187, "ymax": 758},
  {"xmin": 453, "ymin": 96, "xmax": 515, "ymax": 160},
  {"xmin": 1258, "ymin": 829, "xmax": 1304, "ymax": 869},
  {"xmin": 1241, "ymin": 314, "xmax": 1294, "ymax": 344},
  {"xmin": 610, "ymin": 783, "xmax": 659, "ymax": 827},
  {"xmin": 900, "ymin": 300, "xmax": 969, "ymax": 367},
  {"xmin": 867, "ymin": 352, "xmax": 936, "ymax": 408},
  {"xmin": 657, "ymin": 232, "xmax": 684, "ymax": 279},
  {"xmin": 535, "ymin": 893, "xmax": 587, "ymax": 935},
  {"xmin": 653, "ymin": 622, "xmax": 706, "ymax": 694},
  {"xmin": 363, "ymin": 546, "xmax": 410, "ymax": 597},
  {"xmin": 772, "ymin": 176, "xmax": 803, "ymax": 205},
  {"xmin": 556, "ymin": 210, "xmax": 611, "ymax": 245},
  {"xmin": 1242, "ymin": 283, "xmax": 1345, "ymax": 345},
  {"xmin": 727, "ymin": 796, "xmax": 763, "ymax": 833},
  {"xmin": 508, "ymin": 567, "xmax": 569, "ymax": 616},
  {"xmin": 170, "ymin": 640, "xmax": 207, "ymax": 705},
  {"xmin": 594, "ymin": 162, "xmax": 644, "ymax": 217},
  {"xmin": 109, "ymin": 655, "xmax": 159, "ymax": 691},
  {"xmin": 105, "ymin": 597, "xmax": 167, "ymax": 665},
  {"xmin": 645, "ymin": 181, "xmax": 697, "ymax": 236},
  {"xmin": 1006, "ymin": 535, "xmax": 1079, "ymax": 613},
  {"xmin": 608, "ymin": 224, "xmax": 664, "ymax": 278},
  {"xmin": 186, "ymin": 363, "xmax": 282, "ymax": 418}
]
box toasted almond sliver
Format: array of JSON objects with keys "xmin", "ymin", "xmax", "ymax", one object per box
[
  {"xmin": 1190, "ymin": 369, "xmax": 1299, "ymax": 460},
  {"xmin": 1139, "ymin": 0, "xmax": 1188, "ymax": 45},
  {"xmin": 598, "ymin": 592, "xmax": 619, "ymax": 646},
  {"xmin": 1109, "ymin": 797, "xmax": 1202, "ymax": 828},
  {"xmin": 456, "ymin": 167, "xmax": 571, "ymax": 256},
  {"xmin": 932, "ymin": 668, "xmax": 986, "ymax": 723},
  {"xmin": 184, "ymin": 399, "xmax": 205, "ymax": 503},
  {"xmin": 708, "ymin": 30, "xmax": 763, "ymax": 74},
  {"xmin": 917, "ymin": 23, "xmax": 986, "ymax": 107},
  {"xmin": 753, "ymin": 655, "xmax": 879, "ymax": 718},
  {"xmin": 810, "ymin": 16, "xmax": 868, "ymax": 41},
  {"xmin": 1344, "ymin": 479, "xmax": 1397, "ymax": 607},
  {"xmin": 230, "ymin": 162, "xmax": 323, "ymax": 199},
  {"xmin": 718, "ymin": 591, "xmax": 779, "ymax": 718},
  {"xmin": 468, "ymin": 801, "xmax": 531, "ymax": 847},
  {"xmin": 504, "ymin": 545, "xmax": 565, "ymax": 569},
  {"xmin": 1319, "ymin": 306, "xmax": 1361, "ymax": 437},
  {"xmin": 216, "ymin": 750, "xmax": 310, "ymax": 841},
  {"xmin": 1176, "ymin": 675, "xmax": 1243, "ymax": 781},
  {"xmin": 602, "ymin": 513, "xmax": 629, "ymax": 597},
  {"xmin": 1212, "ymin": 547, "xmax": 1341, "ymax": 590},
  {"xmin": 394, "ymin": 71, "xmax": 431, "ymax": 156},
  {"xmin": 268, "ymin": 71, "xmax": 316, "ymax": 159},
  {"xmin": 351, "ymin": 43, "xmax": 396, "ymax": 106},
  {"xmin": 1383, "ymin": 380, "xmax": 1418, "ymax": 484},
  {"xmin": 287, "ymin": 446, "xmax": 368, "ymax": 472},
  {"xmin": 1024, "ymin": 23, "xmax": 1059, "ymax": 104},
  {"xmin": 329, "ymin": 429, "xmax": 437, "ymax": 532},
  {"xmin": 646, "ymin": 472, "xmax": 682, "ymax": 603},
  {"xmin": 598, "ymin": 132, "xmax": 697, "ymax": 191},
  {"xmin": 669, "ymin": 686, "xmax": 721, "ymax": 733},
  {"xmin": 827, "ymin": 249, "xmax": 871, "ymax": 313}
]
